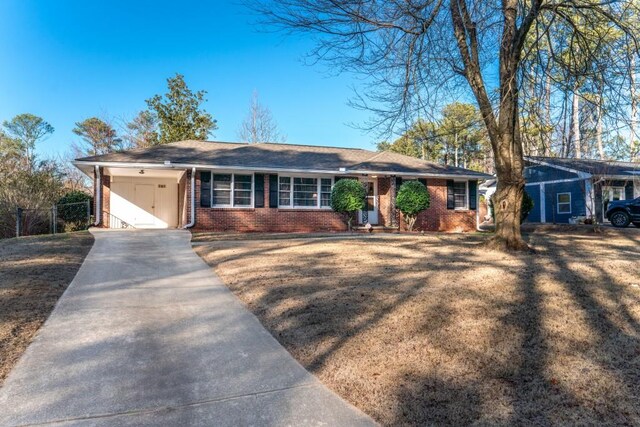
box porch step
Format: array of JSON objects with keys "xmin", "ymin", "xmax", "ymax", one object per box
[{"xmin": 353, "ymin": 226, "xmax": 400, "ymax": 234}]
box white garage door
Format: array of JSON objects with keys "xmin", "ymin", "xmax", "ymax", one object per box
[{"xmin": 110, "ymin": 176, "xmax": 178, "ymax": 228}]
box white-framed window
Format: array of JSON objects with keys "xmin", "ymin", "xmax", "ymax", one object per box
[
  {"xmin": 211, "ymin": 173, "xmax": 253, "ymax": 207},
  {"xmin": 453, "ymin": 181, "xmax": 468, "ymax": 210},
  {"xmin": 278, "ymin": 176, "xmax": 333, "ymax": 209},
  {"xmin": 557, "ymin": 192, "xmax": 571, "ymax": 214}
]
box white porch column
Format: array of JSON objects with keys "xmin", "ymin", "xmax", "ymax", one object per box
[{"xmin": 540, "ymin": 183, "xmax": 546, "ymax": 223}]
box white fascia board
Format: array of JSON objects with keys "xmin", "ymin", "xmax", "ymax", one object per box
[
  {"xmin": 525, "ymin": 177, "xmax": 587, "ymax": 186},
  {"xmin": 597, "ymin": 174, "xmax": 640, "ymax": 181},
  {"xmin": 347, "ymin": 169, "xmax": 490, "ymax": 180},
  {"xmin": 525, "ymin": 158, "xmax": 591, "ymax": 179},
  {"xmin": 73, "ymin": 161, "xmax": 490, "ymax": 181},
  {"xmin": 74, "ymin": 161, "xmax": 184, "ymax": 170}
]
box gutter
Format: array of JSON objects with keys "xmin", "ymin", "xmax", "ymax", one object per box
[
  {"xmin": 94, "ymin": 165, "xmax": 101, "ymax": 226},
  {"xmin": 183, "ymin": 167, "xmax": 196, "ymax": 229},
  {"xmin": 73, "ymin": 160, "xmax": 491, "ymax": 181}
]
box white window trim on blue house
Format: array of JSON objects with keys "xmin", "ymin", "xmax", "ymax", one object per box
[{"xmin": 557, "ymin": 192, "xmax": 572, "ymax": 214}]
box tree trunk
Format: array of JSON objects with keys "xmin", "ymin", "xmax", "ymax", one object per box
[
  {"xmin": 631, "ymin": 52, "xmax": 638, "ymax": 160},
  {"xmin": 450, "ymin": 0, "xmax": 529, "ymax": 251},
  {"xmin": 454, "ymin": 134, "xmax": 459, "ymax": 167},
  {"xmin": 571, "ymin": 89, "xmax": 581, "ymax": 159},
  {"xmin": 543, "ymin": 72, "xmax": 552, "ymax": 156},
  {"xmin": 560, "ymin": 89, "xmax": 569, "ymax": 157},
  {"xmin": 484, "ymin": 0, "xmax": 529, "ymax": 251},
  {"xmin": 596, "ymin": 101, "xmax": 604, "ymax": 160}
]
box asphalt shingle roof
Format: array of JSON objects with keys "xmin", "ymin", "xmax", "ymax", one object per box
[
  {"xmin": 526, "ymin": 156, "xmax": 640, "ymax": 177},
  {"xmin": 76, "ymin": 140, "xmax": 491, "ymax": 178}
]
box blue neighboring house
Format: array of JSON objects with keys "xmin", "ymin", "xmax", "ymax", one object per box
[{"xmin": 524, "ymin": 157, "xmax": 640, "ymax": 224}]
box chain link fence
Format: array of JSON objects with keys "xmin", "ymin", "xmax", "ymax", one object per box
[{"xmin": 15, "ymin": 200, "xmax": 92, "ymax": 237}]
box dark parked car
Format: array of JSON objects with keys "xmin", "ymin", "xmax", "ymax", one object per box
[{"xmin": 605, "ymin": 197, "xmax": 640, "ymax": 228}]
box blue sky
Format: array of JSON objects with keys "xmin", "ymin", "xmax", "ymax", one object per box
[{"xmin": 0, "ymin": 0, "xmax": 374, "ymax": 158}]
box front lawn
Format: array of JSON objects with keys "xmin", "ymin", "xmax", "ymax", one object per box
[
  {"xmin": 194, "ymin": 230, "xmax": 640, "ymax": 426},
  {"xmin": 0, "ymin": 232, "xmax": 94, "ymax": 384}
]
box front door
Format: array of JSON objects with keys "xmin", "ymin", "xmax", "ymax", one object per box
[
  {"xmin": 134, "ymin": 184, "xmax": 156, "ymax": 227},
  {"xmin": 358, "ymin": 178, "xmax": 379, "ymax": 225},
  {"xmin": 602, "ymin": 186, "xmax": 625, "ymax": 222}
]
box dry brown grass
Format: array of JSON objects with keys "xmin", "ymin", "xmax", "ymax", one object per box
[
  {"xmin": 195, "ymin": 229, "xmax": 640, "ymax": 426},
  {"xmin": 0, "ymin": 232, "xmax": 94, "ymax": 384}
]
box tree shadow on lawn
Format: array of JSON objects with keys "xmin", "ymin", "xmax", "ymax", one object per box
[{"xmin": 201, "ymin": 232, "xmax": 640, "ymax": 426}]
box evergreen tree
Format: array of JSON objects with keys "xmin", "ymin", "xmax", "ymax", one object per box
[
  {"xmin": 146, "ymin": 74, "xmax": 217, "ymax": 144},
  {"xmin": 72, "ymin": 117, "xmax": 122, "ymax": 156}
]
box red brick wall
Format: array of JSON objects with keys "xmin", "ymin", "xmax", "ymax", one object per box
[
  {"xmin": 98, "ymin": 170, "xmax": 477, "ymax": 232},
  {"xmin": 378, "ymin": 177, "xmax": 392, "ymax": 226},
  {"xmin": 397, "ymin": 178, "xmax": 477, "ymax": 232},
  {"xmin": 95, "ymin": 169, "xmax": 110, "ymax": 228},
  {"xmin": 178, "ymin": 172, "xmax": 187, "ymax": 227},
  {"xmin": 186, "ymin": 169, "xmax": 193, "ymax": 226},
  {"xmin": 192, "ymin": 173, "xmax": 347, "ymax": 232}
]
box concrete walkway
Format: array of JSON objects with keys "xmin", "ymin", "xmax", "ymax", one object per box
[{"xmin": 0, "ymin": 229, "xmax": 375, "ymax": 426}]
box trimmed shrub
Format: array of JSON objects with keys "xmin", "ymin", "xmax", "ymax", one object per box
[
  {"xmin": 330, "ymin": 179, "xmax": 366, "ymax": 231},
  {"xmin": 57, "ymin": 190, "xmax": 93, "ymax": 231},
  {"xmin": 396, "ymin": 180, "xmax": 430, "ymax": 231},
  {"xmin": 489, "ymin": 190, "xmax": 534, "ymax": 223}
]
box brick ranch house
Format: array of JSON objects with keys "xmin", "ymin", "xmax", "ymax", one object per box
[{"xmin": 74, "ymin": 140, "xmax": 492, "ymax": 232}]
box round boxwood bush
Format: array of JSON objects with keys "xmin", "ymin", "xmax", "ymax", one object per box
[
  {"xmin": 330, "ymin": 179, "xmax": 366, "ymax": 230},
  {"xmin": 489, "ymin": 190, "xmax": 534, "ymax": 223},
  {"xmin": 396, "ymin": 180, "xmax": 430, "ymax": 231},
  {"xmin": 57, "ymin": 190, "xmax": 93, "ymax": 231}
]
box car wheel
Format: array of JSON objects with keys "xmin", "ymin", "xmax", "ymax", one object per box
[{"xmin": 610, "ymin": 211, "xmax": 631, "ymax": 228}]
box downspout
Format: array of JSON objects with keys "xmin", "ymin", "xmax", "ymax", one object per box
[
  {"xmin": 183, "ymin": 167, "xmax": 196, "ymax": 229},
  {"xmin": 94, "ymin": 165, "xmax": 101, "ymax": 226}
]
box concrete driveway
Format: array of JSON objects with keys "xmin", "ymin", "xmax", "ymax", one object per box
[{"xmin": 0, "ymin": 229, "xmax": 374, "ymax": 426}]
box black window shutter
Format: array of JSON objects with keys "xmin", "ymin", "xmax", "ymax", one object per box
[
  {"xmin": 269, "ymin": 174, "xmax": 278, "ymax": 208},
  {"xmin": 254, "ymin": 174, "xmax": 265, "ymax": 207},
  {"xmin": 200, "ymin": 171, "xmax": 211, "ymax": 207},
  {"xmin": 395, "ymin": 177, "xmax": 403, "ymax": 195},
  {"xmin": 418, "ymin": 178, "xmax": 427, "ymax": 188},
  {"xmin": 468, "ymin": 180, "xmax": 477, "ymax": 210},
  {"xmin": 625, "ymin": 181, "xmax": 634, "ymax": 200},
  {"xmin": 446, "ymin": 180, "xmax": 455, "ymax": 209}
]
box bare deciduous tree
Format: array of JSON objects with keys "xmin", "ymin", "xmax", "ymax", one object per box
[
  {"xmin": 237, "ymin": 91, "xmax": 285, "ymax": 143},
  {"xmin": 252, "ymin": 0, "xmax": 640, "ymax": 250},
  {"xmin": 124, "ymin": 111, "xmax": 159, "ymax": 149}
]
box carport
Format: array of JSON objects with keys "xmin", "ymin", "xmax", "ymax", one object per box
[
  {"xmin": 105, "ymin": 167, "xmax": 184, "ymax": 228},
  {"xmin": 75, "ymin": 162, "xmax": 190, "ymax": 229}
]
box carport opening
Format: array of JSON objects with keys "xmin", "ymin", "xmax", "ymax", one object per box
[{"xmin": 104, "ymin": 168, "xmax": 186, "ymax": 229}]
